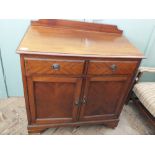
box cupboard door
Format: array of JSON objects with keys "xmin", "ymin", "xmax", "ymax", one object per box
[
  {"xmin": 79, "ymin": 76, "xmax": 129, "ymax": 121},
  {"xmin": 27, "ymin": 76, "xmax": 82, "ymax": 124}
]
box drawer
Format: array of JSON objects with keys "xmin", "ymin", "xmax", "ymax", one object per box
[
  {"xmin": 87, "ymin": 60, "xmax": 138, "ymax": 75},
  {"xmin": 25, "ymin": 58, "xmax": 85, "ymax": 76}
]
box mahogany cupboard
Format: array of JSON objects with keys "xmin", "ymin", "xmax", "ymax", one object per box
[{"xmin": 17, "ymin": 19, "xmax": 144, "ymax": 134}]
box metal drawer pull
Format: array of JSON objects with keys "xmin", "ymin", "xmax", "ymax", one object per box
[
  {"xmin": 110, "ymin": 64, "xmax": 117, "ymax": 71},
  {"xmin": 83, "ymin": 96, "xmax": 87, "ymax": 104},
  {"xmin": 52, "ymin": 64, "xmax": 60, "ymax": 70},
  {"xmin": 75, "ymin": 100, "xmax": 79, "ymax": 106}
]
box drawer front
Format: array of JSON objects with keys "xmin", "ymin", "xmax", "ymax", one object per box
[
  {"xmin": 88, "ymin": 60, "xmax": 138, "ymax": 75},
  {"xmin": 25, "ymin": 58, "xmax": 85, "ymax": 76}
]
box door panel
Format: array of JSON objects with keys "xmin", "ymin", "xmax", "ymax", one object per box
[
  {"xmin": 27, "ymin": 76, "xmax": 82, "ymax": 124},
  {"xmin": 79, "ymin": 76, "xmax": 129, "ymax": 121}
]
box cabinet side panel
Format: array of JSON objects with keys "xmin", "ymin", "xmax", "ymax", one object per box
[
  {"xmin": 116, "ymin": 59, "xmax": 142, "ymax": 114},
  {"xmin": 20, "ymin": 54, "xmax": 31, "ymax": 124}
]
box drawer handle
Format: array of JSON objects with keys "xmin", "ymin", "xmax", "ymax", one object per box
[
  {"xmin": 75, "ymin": 99, "xmax": 79, "ymax": 106},
  {"xmin": 52, "ymin": 64, "xmax": 60, "ymax": 70},
  {"xmin": 82, "ymin": 96, "xmax": 87, "ymax": 104},
  {"xmin": 110, "ymin": 64, "xmax": 117, "ymax": 71}
]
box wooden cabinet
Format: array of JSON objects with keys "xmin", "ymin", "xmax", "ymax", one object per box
[{"xmin": 17, "ymin": 19, "xmax": 144, "ymax": 134}]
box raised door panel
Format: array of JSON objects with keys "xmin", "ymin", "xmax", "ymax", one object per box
[
  {"xmin": 79, "ymin": 76, "xmax": 129, "ymax": 121},
  {"xmin": 27, "ymin": 76, "xmax": 82, "ymax": 124}
]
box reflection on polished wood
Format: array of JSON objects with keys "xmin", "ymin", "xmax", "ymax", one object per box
[{"xmin": 17, "ymin": 19, "xmax": 143, "ymax": 58}]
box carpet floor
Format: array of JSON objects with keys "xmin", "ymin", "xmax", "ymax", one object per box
[{"xmin": 0, "ymin": 97, "xmax": 154, "ymax": 135}]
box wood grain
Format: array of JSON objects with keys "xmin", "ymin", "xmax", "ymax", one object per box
[
  {"xmin": 79, "ymin": 76, "xmax": 129, "ymax": 121},
  {"xmin": 27, "ymin": 76, "xmax": 82, "ymax": 124},
  {"xmin": 88, "ymin": 60, "xmax": 138, "ymax": 75},
  {"xmin": 17, "ymin": 20, "xmax": 144, "ymax": 59},
  {"xmin": 31, "ymin": 19, "xmax": 123, "ymax": 34},
  {"xmin": 25, "ymin": 58, "xmax": 84, "ymax": 76}
]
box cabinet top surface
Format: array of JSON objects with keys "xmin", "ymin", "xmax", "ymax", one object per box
[{"xmin": 17, "ymin": 19, "xmax": 144, "ymax": 59}]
